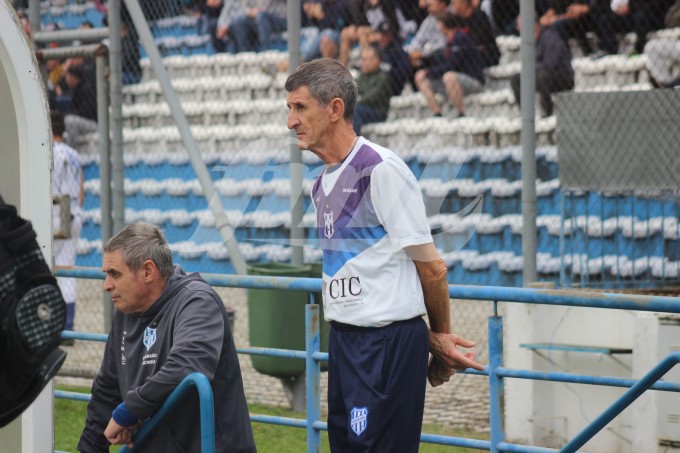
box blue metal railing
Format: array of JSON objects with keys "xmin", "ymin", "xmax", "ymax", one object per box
[
  {"xmin": 55, "ymin": 267, "xmax": 680, "ymax": 453},
  {"xmin": 118, "ymin": 372, "xmax": 215, "ymax": 453}
]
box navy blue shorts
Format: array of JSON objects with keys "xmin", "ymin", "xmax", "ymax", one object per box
[{"xmin": 327, "ymin": 317, "xmax": 429, "ymax": 452}]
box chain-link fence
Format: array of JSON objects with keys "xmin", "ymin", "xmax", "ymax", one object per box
[{"xmin": 17, "ymin": 0, "xmax": 680, "ymax": 429}]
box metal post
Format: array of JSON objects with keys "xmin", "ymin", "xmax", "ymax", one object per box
[
  {"xmin": 489, "ymin": 312, "xmax": 505, "ymax": 452},
  {"xmin": 32, "ymin": 27, "xmax": 109, "ymax": 45},
  {"xmin": 28, "ymin": 0, "xmax": 40, "ymax": 49},
  {"xmin": 305, "ymin": 301, "xmax": 321, "ymax": 453},
  {"xmin": 108, "ymin": 0, "xmax": 125, "ymax": 234},
  {"xmin": 95, "ymin": 48, "xmax": 114, "ymax": 332},
  {"xmin": 287, "ymin": 0, "xmax": 304, "ymax": 266},
  {"xmin": 122, "ymin": 0, "xmax": 247, "ymax": 274},
  {"xmin": 520, "ymin": 0, "xmax": 537, "ymax": 286}
]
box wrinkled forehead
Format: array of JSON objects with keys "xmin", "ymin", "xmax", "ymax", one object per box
[{"xmin": 286, "ymin": 86, "xmax": 322, "ymax": 107}]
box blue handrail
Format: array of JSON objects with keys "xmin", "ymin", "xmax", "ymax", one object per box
[
  {"xmin": 57, "ymin": 267, "xmax": 680, "ymax": 314},
  {"xmin": 55, "ymin": 267, "xmax": 680, "ymax": 452},
  {"xmin": 117, "ymin": 372, "xmax": 214, "ymax": 453}
]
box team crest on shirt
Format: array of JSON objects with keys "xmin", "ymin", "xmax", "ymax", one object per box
[
  {"xmin": 143, "ymin": 326, "xmax": 156, "ymax": 350},
  {"xmin": 350, "ymin": 407, "xmax": 368, "ymax": 436},
  {"xmin": 323, "ymin": 210, "xmax": 334, "ymax": 239}
]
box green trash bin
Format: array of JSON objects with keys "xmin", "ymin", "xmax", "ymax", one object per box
[{"xmin": 247, "ymin": 262, "xmax": 312, "ymax": 377}]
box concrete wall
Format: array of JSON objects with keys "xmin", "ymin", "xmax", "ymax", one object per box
[{"xmin": 506, "ymin": 302, "xmax": 636, "ymax": 451}]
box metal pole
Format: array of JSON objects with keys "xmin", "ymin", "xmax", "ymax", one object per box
[
  {"xmin": 305, "ymin": 302, "xmax": 321, "ymax": 453},
  {"xmin": 287, "ymin": 0, "xmax": 304, "ymax": 266},
  {"xmin": 96, "ymin": 48, "xmax": 114, "ymax": 332},
  {"xmin": 488, "ymin": 314, "xmax": 505, "ymax": 452},
  {"xmin": 32, "ymin": 27, "xmax": 109, "ymax": 45},
  {"xmin": 28, "ymin": 0, "xmax": 40, "ymax": 49},
  {"xmin": 108, "ymin": 0, "xmax": 125, "ymax": 234},
  {"xmin": 122, "ymin": 0, "xmax": 247, "ymax": 274},
  {"xmin": 520, "ymin": 0, "xmax": 537, "ymax": 285}
]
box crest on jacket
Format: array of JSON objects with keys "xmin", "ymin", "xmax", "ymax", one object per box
[{"xmin": 143, "ymin": 326, "xmax": 156, "ymax": 350}]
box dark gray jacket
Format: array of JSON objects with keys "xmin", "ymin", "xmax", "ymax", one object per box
[{"xmin": 78, "ymin": 265, "xmax": 256, "ymax": 452}]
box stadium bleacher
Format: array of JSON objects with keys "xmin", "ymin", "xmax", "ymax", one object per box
[{"xmin": 39, "ymin": 3, "xmax": 680, "ymax": 288}]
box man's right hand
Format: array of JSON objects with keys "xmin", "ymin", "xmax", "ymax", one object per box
[{"xmin": 216, "ymin": 26, "xmax": 228, "ymax": 40}]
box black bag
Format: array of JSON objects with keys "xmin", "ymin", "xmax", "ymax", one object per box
[{"xmin": 0, "ymin": 195, "xmax": 67, "ymax": 427}]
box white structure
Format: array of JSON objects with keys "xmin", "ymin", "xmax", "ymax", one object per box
[
  {"xmin": 0, "ymin": 0, "xmax": 55, "ymax": 451},
  {"xmin": 505, "ymin": 294, "xmax": 680, "ymax": 452}
]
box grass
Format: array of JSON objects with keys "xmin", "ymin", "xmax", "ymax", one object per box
[{"xmin": 56, "ymin": 385, "xmax": 488, "ymax": 452}]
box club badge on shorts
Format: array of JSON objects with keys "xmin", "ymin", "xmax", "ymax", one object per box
[
  {"xmin": 143, "ymin": 326, "xmax": 156, "ymax": 350},
  {"xmin": 350, "ymin": 407, "xmax": 368, "ymax": 436}
]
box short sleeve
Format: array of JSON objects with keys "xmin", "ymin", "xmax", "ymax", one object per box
[{"xmin": 371, "ymin": 158, "xmax": 433, "ymax": 248}]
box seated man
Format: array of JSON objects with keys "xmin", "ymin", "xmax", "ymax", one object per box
[
  {"xmin": 415, "ymin": 12, "xmax": 485, "ymax": 118},
  {"xmin": 353, "ymin": 46, "xmax": 392, "ymax": 133},
  {"xmin": 77, "ymin": 223, "xmax": 256, "ymax": 452},
  {"xmin": 452, "ymin": 0, "xmax": 501, "ymax": 67},
  {"xmin": 511, "ymin": 16, "xmax": 574, "ymax": 117},
  {"xmin": 539, "ymin": 0, "xmax": 594, "ymax": 56},
  {"xmin": 375, "ymin": 21, "xmax": 412, "ymax": 95},
  {"xmin": 645, "ymin": 38, "xmax": 680, "ymax": 88},
  {"xmin": 338, "ymin": 0, "xmax": 401, "ymax": 66},
  {"xmin": 300, "ymin": 0, "xmax": 353, "ymax": 62},
  {"xmin": 591, "ymin": 0, "xmax": 674, "ymax": 57},
  {"xmin": 405, "ymin": 0, "xmax": 450, "ymax": 70},
  {"xmin": 225, "ymin": 0, "xmax": 288, "ymax": 52},
  {"xmin": 62, "ymin": 66, "xmax": 98, "ymax": 148}
]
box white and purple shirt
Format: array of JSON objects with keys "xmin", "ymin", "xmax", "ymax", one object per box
[{"xmin": 312, "ymin": 137, "xmax": 432, "ymax": 327}]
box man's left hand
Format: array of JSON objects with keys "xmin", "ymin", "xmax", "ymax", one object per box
[
  {"xmin": 429, "ymin": 330, "xmax": 484, "ymax": 372},
  {"xmin": 104, "ymin": 418, "xmax": 138, "ymax": 448}
]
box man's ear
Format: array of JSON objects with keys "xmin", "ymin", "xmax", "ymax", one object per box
[
  {"xmin": 142, "ymin": 259, "xmax": 157, "ymax": 283},
  {"xmin": 328, "ymin": 98, "xmax": 346, "ymax": 123}
]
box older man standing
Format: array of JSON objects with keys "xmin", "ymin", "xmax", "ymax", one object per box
[{"xmin": 285, "ymin": 58, "xmax": 483, "ymax": 452}]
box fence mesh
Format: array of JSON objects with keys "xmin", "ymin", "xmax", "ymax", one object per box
[{"xmin": 15, "ymin": 0, "xmax": 680, "ymax": 430}]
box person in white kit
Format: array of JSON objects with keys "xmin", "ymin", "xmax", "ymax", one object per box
[
  {"xmin": 51, "ymin": 110, "xmax": 84, "ymax": 335},
  {"xmin": 285, "ymin": 58, "xmax": 484, "ymax": 452}
]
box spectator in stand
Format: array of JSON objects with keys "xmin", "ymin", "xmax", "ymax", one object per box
[
  {"xmin": 62, "ymin": 66, "xmax": 98, "ymax": 147},
  {"xmin": 644, "ymin": 0, "xmax": 680, "ymax": 88},
  {"xmin": 510, "ymin": 16, "xmax": 574, "ymax": 117},
  {"xmin": 353, "ymin": 46, "xmax": 392, "ymax": 133},
  {"xmin": 375, "ymin": 21, "xmax": 412, "ymax": 95},
  {"xmin": 120, "ymin": 21, "xmax": 141, "ymax": 85},
  {"xmin": 405, "ymin": 0, "xmax": 450, "ymax": 71},
  {"xmin": 100, "ymin": 11, "xmax": 140, "ymax": 84},
  {"xmin": 338, "ymin": 0, "xmax": 401, "ymax": 66},
  {"xmin": 590, "ymin": 0, "xmax": 674, "ymax": 57},
  {"xmin": 265, "ymin": 0, "xmax": 352, "ymax": 75},
  {"xmin": 215, "ymin": 0, "xmax": 249, "ymax": 53},
  {"xmin": 254, "ymin": 0, "xmax": 288, "ymax": 50},
  {"xmin": 539, "ymin": 0, "xmax": 594, "ymax": 56},
  {"xmin": 415, "ymin": 11, "xmax": 485, "ymax": 118},
  {"xmin": 398, "ymin": 0, "xmax": 430, "ymax": 28},
  {"xmin": 491, "ymin": 0, "xmax": 520, "ymax": 34},
  {"xmin": 225, "ymin": 0, "xmax": 288, "ymax": 52},
  {"xmin": 452, "ymin": 0, "xmax": 500, "ymax": 66},
  {"xmin": 199, "ymin": 0, "xmax": 227, "ymax": 53},
  {"xmin": 300, "ymin": 0, "xmax": 353, "ymax": 62}
]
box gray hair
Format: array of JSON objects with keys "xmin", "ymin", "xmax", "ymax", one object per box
[
  {"xmin": 103, "ymin": 222, "xmax": 174, "ymax": 280},
  {"xmin": 285, "ymin": 58, "xmax": 358, "ymax": 121}
]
